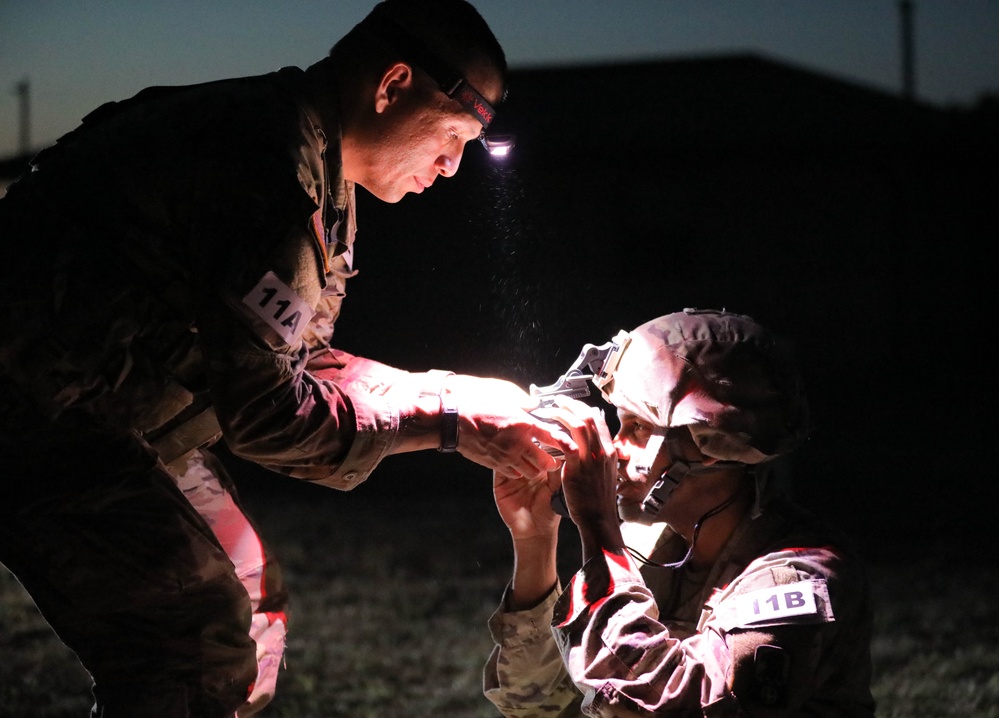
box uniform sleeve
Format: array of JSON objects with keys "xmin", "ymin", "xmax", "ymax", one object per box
[
  {"xmin": 200, "ymin": 266, "xmax": 453, "ymax": 489},
  {"xmin": 484, "ymin": 583, "xmax": 585, "ymax": 718},
  {"xmin": 550, "ymin": 547, "xmax": 871, "ymax": 717},
  {"xmin": 307, "ymin": 349, "xmax": 457, "ymax": 489},
  {"xmin": 707, "ymin": 548, "xmax": 875, "ymax": 714},
  {"xmin": 550, "ymin": 549, "xmax": 740, "ymax": 716}
]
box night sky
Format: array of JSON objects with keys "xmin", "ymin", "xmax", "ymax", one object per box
[{"xmin": 2, "ymin": 0, "xmax": 998, "ymax": 157}]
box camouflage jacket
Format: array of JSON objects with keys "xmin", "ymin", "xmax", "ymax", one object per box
[
  {"xmin": 0, "ymin": 59, "xmax": 449, "ymax": 489},
  {"xmin": 484, "ymin": 498, "xmax": 875, "ymax": 717}
]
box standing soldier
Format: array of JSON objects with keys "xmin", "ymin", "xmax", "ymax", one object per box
[{"xmin": 0, "ymin": 1, "xmax": 566, "ymax": 715}]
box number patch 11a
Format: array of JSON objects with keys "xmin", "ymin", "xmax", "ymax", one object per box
[
  {"xmin": 735, "ymin": 580, "xmax": 818, "ymax": 625},
  {"xmin": 242, "ymin": 271, "xmax": 315, "ymax": 345}
]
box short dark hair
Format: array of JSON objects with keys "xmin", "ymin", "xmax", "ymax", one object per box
[{"xmin": 332, "ymin": 0, "xmax": 507, "ymax": 102}]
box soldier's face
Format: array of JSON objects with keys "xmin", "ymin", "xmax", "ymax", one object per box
[
  {"xmin": 371, "ymin": 104, "xmax": 480, "ymax": 202},
  {"xmin": 613, "ymin": 411, "xmax": 671, "ymax": 523},
  {"xmin": 348, "ymin": 64, "xmax": 496, "ymax": 203}
]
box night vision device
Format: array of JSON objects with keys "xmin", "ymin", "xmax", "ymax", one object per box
[{"xmin": 529, "ymin": 331, "xmax": 630, "ymax": 516}]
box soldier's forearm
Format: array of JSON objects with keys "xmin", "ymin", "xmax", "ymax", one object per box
[{"xmin": 509, "ymin": 535, "xmax": 559, "ymax": 610}]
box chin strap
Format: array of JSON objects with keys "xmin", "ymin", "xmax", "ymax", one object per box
[
  {"xmin": 640, "ymin": 458, "xmax": 746, "ymax": 517},
  {"xmin": 628, "ymin": 426, "xmax": 750, "ymax": 570},
  {"xmin": 638, "ymin": 429, "xmax": 744, "ymax": 518},
  {"xmin": 628, "ymin": 479, "xmax": 748, "ymax": 571}
]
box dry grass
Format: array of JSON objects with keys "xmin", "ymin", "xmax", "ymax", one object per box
[{"xmin": 1, "ymin": 460, "xmax": 997, "ymax": 717}]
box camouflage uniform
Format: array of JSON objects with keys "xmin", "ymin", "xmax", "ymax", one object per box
[
  {"xmin": 484, "ymin": 497, "xmax": 876, "ymax": 717},
  {"xmin": 0, "ymin": 57, "xmax": 453, "ymax": 716}
]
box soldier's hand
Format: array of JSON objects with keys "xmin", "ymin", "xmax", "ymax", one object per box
[
  {"xmin": 493, "ymin": 467, "xmax": 562, "ymax": 541},
  {"xmin": 447, "ymin": 374, "xmax": 574, "ymax": 481}
]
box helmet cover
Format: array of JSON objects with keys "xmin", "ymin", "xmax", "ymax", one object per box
[{"xmin": 598, "ymin": 308, "xmax": 809, "ymax": 464}]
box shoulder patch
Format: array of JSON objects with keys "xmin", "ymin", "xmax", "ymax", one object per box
[
  {"xmin": 242, "ymin": 270, "xmax": 315, "ymax": 345},
  {"xmin": 734, "ymin": 580, "xmax": 822, "ymax": 625}
]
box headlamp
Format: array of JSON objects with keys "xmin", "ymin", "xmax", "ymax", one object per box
[
  {"xmin": 479, "ymin": 133, "xmax": 515, "ymax": 157},
  {"xmin": 363, "ymin": 12, "xmax": 515, "ymax": 158}
]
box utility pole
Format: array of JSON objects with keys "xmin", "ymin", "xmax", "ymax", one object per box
[
  {"xmin": 898, "ymin": 1, "xmax": 916, "ymax": 101},
  {"xmin": 14, "ymin": 78, "xmax": 31, "ymax": 154}
]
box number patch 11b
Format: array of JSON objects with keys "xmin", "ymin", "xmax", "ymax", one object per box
[
  {"xmin": 735, "ymin": 580, "xmax": 818, "ymax": 625},
  {"xmin": 242, "ymin": 271, "xmax": 315, "ymax": 345}
]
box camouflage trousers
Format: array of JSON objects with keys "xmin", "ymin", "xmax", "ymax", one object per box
[{"xmin": 0, "ymin": 400, "xmax": 286, "ymax": 717}]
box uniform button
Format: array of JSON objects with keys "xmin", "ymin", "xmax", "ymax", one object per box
[{"xmin": 344, "ymin": 471, "xmax": 358, "ymax": 482}]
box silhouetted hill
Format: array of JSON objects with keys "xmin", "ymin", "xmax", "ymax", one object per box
[{"xmin": 495, "ymin": 54, "xmax": 984, "ymax": 154}]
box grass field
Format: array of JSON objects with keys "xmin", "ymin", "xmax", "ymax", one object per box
[{"xmin": 1, "ymin": 458, "xmax": 997, "ymax": 718}]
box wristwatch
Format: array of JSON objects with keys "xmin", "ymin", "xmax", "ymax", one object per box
[{"xmin": 438, "ymin": 390, "xmax": 459, "ymax": 453}]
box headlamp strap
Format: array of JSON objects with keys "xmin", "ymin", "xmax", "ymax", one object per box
[{"xmin": 361, "ymin": 13, "xmax": 496, "ymax": 129}]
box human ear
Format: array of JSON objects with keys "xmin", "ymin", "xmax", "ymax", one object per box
[{"xmin": 374, "ymin": 62, "xmax": 414, "ymax": 114}]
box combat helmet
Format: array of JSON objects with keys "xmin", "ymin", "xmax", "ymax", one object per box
[{"xmin": 594, "ymin": 308, "xmax": 810, "ymax": 517}]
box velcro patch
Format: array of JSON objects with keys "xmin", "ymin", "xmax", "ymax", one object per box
[
  {"xmin": 242, "ymin": 271, "xmax": 315, "ymax": 345},
  {"xmin": 734, "ymin": 580, "xmax": 818, "ymax": 625}
]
